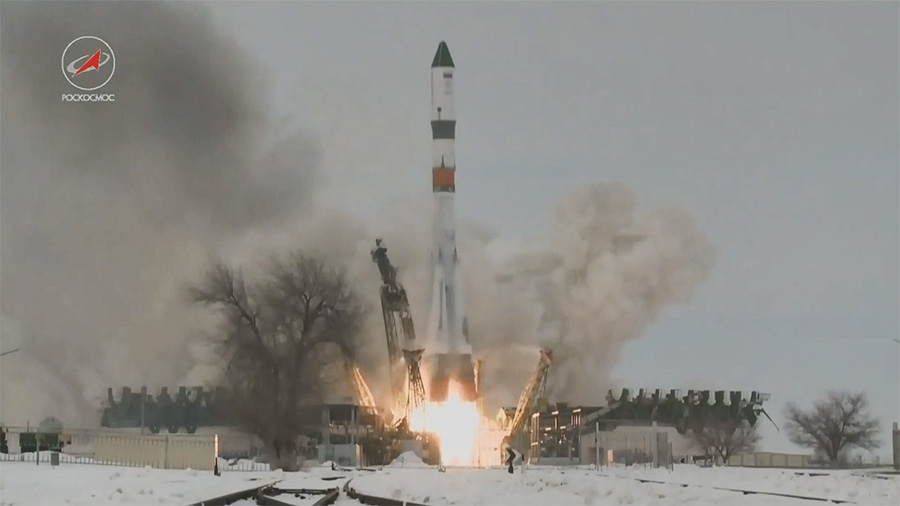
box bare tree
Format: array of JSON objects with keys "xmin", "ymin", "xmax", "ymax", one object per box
[
  {"xmin": 189, "ymin": 251, "xmax": 365, "ymax": 471},
  {"xmin": 784, "ymin": 390, "xmax": 880, "ymax": 466},
  {"xmin": 690, "ymin": 419, "xmax": 760, "ymax": 465}
]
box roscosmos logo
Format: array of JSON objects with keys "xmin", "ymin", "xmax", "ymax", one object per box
[{"xmin": 61, "ymin": 36, "xmax": 116, "ymax": 102}]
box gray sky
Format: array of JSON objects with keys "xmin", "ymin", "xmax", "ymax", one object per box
[{"xmin": 208, "ymin": 1, "xmax": 899, "ymax": 456}]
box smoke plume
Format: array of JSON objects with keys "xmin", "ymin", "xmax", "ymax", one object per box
[
  {"xmin": 498, "ymin": 182, "xmax": 717, "ymax": 403},
  {"xmin": 362, "ymin": 183, "xmax": 715, "ymax": 410},
  {"xmin": 0, "ymin": 1, "xmax": 715, "ymax": 427},
  {"xmin": 274, "ymin": 183, "xmax": 715, "ymax": 412},
  {"xmin": 0, "ymin": 1, "xmax": 319, "ymax": 425}
]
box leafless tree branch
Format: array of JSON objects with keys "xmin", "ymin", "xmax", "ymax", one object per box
[
  {"xmin": 188, "ymin": 252, "xmax": 365, "ymax": 471},
  {"xmin": 689, "ymin": 419, "xmax": 760, "ymax": 465},
  {"xmin": 784, "ymin": 390, "xmax": 880, "ymax": 465}
]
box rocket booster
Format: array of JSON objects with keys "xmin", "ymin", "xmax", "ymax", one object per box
[{"xmin": 425, "ymin": 41, "xmax": 477, "ymax": 403}]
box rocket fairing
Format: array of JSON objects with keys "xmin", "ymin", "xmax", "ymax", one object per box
[{"xmin": 424, "ymin": 41, "xmax": 477, "ymax": 403}]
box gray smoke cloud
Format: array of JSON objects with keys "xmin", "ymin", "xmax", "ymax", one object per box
[
  {"xmin": 0, "ymin": 1, "xmax": 320, "ymax": 426},
  {"xmin": 0, "ymin": 1, "xmax": 715, "ymax": 427}
]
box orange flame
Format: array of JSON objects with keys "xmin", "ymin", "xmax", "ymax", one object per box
[{"xmin": 409, "ymin": 380, "xmax": 480, "ymax": 466}]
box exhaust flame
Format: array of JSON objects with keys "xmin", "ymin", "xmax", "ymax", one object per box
[{"xmin": 410, "ymin": 380, "xmax": 480, "ymax": 466}]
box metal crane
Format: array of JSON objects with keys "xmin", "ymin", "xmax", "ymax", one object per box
[
  {"xmin": 474, "ymin": 358, "xmax": 485, "ymax": 420},
  {"xmin": 501, "ymin": 349, "xmax": 552, "ymax": 460},
  {"xmin": 404, "ymin": 349, "xmax": 426, "ymax": 415},
  {"xmin": 507, "ymin": 349, "xmax": 553, "ymax": 437},
  {"xmin": 345, "ymin": 357, "xmax": 377, "ymax": 408},
  {"xmin": 371, "ymin": 239, "xmax": 427, "ymax": 423}
]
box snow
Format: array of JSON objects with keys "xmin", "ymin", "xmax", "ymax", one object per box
[
  {"xmin": 3, "ymin": 460, "xmax": 897, "ymax": 506},
  {"xmin": 387, "ymin": 451, "xmax": 431, "ymax": 468},
  {"xmin": 602, "ymin": 465, "xmax": 900, "ymax": 504},
  {"xmin": 0, "ymin": 461, "xmax": 345, "ymax": 506},
  {"xmin": 349, "ymin": 465, "xmax": 900, "ymax": 505},
  {"xmin": 280, "ymin": 466, "xmax": 347, "ymax": 490}
]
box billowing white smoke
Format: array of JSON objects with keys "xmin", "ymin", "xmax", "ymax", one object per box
[
  {"xmin": 495, "ymin": 182, "xmax": 717, "ymax": 404},
  {"xmin": 247, "ymin": 183, "xmax": 715, "ymax": 412}
]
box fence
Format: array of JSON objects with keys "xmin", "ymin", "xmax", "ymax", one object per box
[
  {"xmin": 727, "ymin": 452, "xmax": 896, "ymax": 470},
  {"xmin": 0, "ymin": 426, "xmax": 268, "ymax": 472},
  {"xmin": 547, "ymin": 424, "xmax": 693, "ymax": 469},
  {"xmin": 577, "ymin": 435, "xmax": 675, "ymax": 470},
  {"xmin": 727, "ymin": 452, "xmax": 810, "ymax": 469}
]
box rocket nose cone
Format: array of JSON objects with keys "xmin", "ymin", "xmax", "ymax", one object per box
[{"xmin": 432, "ymin": 41, "xmax": 455, "ymax": 68}]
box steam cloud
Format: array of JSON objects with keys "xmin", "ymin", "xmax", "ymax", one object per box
[{"xmin": 1, "ymin": 2, "xmax": 715, "ymax": 426}]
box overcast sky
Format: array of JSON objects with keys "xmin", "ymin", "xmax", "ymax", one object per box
[{"xmin": 207, "ymin": 1, "xmax": 898, "ymax": 456}]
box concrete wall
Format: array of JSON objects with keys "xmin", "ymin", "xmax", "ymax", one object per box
[
  {"xmin": 199, "ymin": 426, "xmax": 264, "ymax": 458},
  {"xmin": 93, "ymin": 434, "xmax": 216, "ymax": 470},
  {"xmin": 579, "ymin": 425, "xmax": 695, "ymax": 464},
  {"xmin": 86, "ymin": 426, "xmax": 265, "ymax": 459},
  {"xmin": 728, "ymin": 452, "xmax": 811, "ymax": 469}
]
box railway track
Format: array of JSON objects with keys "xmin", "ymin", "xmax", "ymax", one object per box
[
  {"xmin": 187, "ymin": 482, "xmax": 341, "ymax": 506},
  {"xmin": 335, "ymin": 471, "xmax": 863, "ymax": 506},
  {"xmin": 334, "ymin": 473, "xmax": 862, "ymax": 506},
  {"xmin": 601, "ymin": 473, "xmax": 857, "ymax": 504},
  {"xmin": 186, "ymin": 480, "xmax": 281, "ymax": 506},
  {"xmin": 258, "ymin": 484, "xmax": 341, "ymax": 506},
  {"xmin": 340, "ymin": 479, "xmax": 427, "ymax": 506},
  {"xmin": 191, "ymin": 467, "xmax": 882, "ymax": 506},
  {"xmin": 186, "ymin": 474, "xmax": 409, "ymax": 506}
]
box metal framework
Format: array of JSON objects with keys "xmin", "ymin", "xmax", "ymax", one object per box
[
  {"xmin": 346, "ymin": 358, "xmax": 377, "ymax": 408},
  {"xmin": 371, "ymin": 239, "xmax": 426, "ymax": 422},
  {"xmin": 404, "ymin": 349, "xmax": 426, "ymax": 414},
  {"xmin": 599, "ymin": 388, "xmax": 774, "ymax": 434},
  {"xmin": 508, "ymin": 349, "xmax": 553, "ymax": 436}
]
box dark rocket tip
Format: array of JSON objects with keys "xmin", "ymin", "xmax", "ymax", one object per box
[{"xmin": 432, "ymin": 41, "xmax": 455, "ymax": 68}]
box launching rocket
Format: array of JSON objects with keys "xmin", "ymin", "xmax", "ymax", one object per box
[{"xmin": 424, "ymin": 41, "xmax": 477, "ymax": 403}]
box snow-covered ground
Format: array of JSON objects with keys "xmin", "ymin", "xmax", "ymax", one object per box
[
  {"xmin": 0, "ymin": 461, "xmax": 342, "ymax": 505},
  {"xmin": 385, "ymin": 451, "xmax": 431, "ymax": 469},
  {"xmin": 603, "ymin": 465, "xmax": 899, "ymax": 504},
  {"xmin": 349, "ymin": 465, "xmax": 900, "ymax": 505},
  {"xmin": 3, "ymin": 460, "xmax": 897, "ymax": 506}
]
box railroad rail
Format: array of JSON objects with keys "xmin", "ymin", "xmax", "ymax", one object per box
[
  {"xmin": 342, "ymin": 479, "xmax": 427, "ymax": 506},
  {"xmin": 259, "ymin": 485, "xmax": 340, "ymax": 506},
  {"xmin": 602, "ymin": 473, "xmax": 857, "ymax": 504},
  {"xmin": 186, "ymin": 480, "xmax": 281, "ymax": 506},
  {"xmin": 187, "ymin": 474, "xmax": 419, "ymax": 506},
  {"xmin": 189, "ymin": 468, "xmax": 876, "ymax": 506},
  {"xmin": 343, "ymin": 472, "xmax": 859, "ymax": 506},
  {"xmin": 850, "ymin": 471, "xmax": 900, "ymax": 481},
  {"xmin": 186, "ymin": 480, "xmax": 341, "ymax": 506}
]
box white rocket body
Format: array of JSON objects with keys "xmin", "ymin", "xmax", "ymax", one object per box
[{"xmin": 424, "ymin": 41, "xmax": 476, "ymax": 403}]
